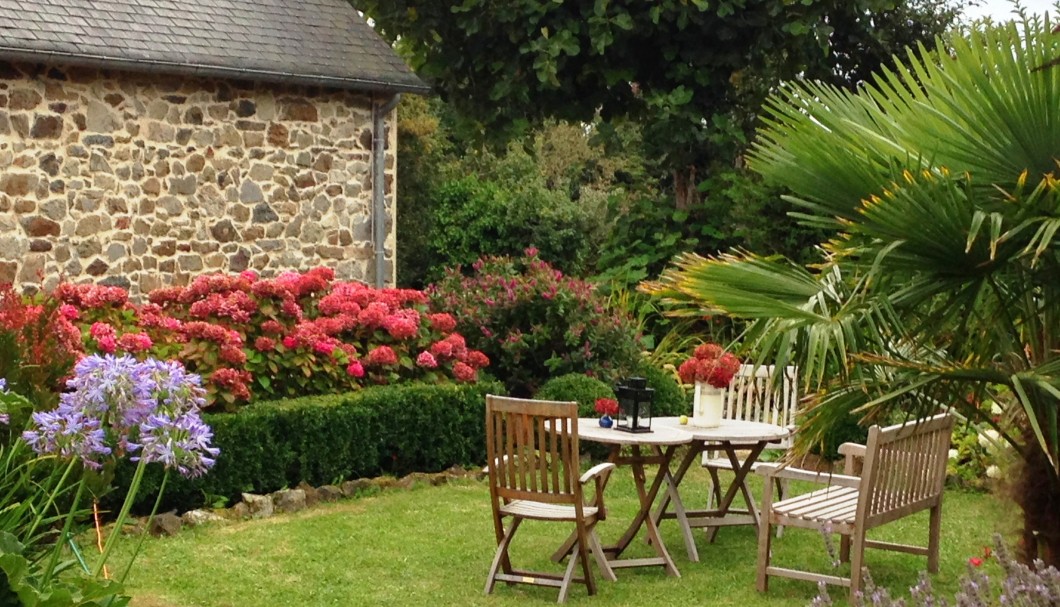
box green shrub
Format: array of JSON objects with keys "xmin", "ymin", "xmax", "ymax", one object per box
[
  {"xmin": 429, "ymin": 250, "xmax": 643, "ymax": 397},
  {"xmin": 534, "ymin": 373, "xmax": 616, "ymax": 418},
  {"xmin": 106, "ymin": 381, "xmax": 502, "ymax": 513},
  {"xmin": 638, "ymin": 364, "xmax": 688, "ymax": 417}
]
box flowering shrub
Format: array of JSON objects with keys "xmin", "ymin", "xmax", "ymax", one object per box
[
  {"xmin": 677, "ymin": 343, "xmax": 741, "ymax": 388},
  {"xmin": 55, "ymin": 269, "xmax": 488, "ymax": 410},
  {"xmin": 810, "ymin": 534, "xmax": 1060, "ymax": 607},
  {"xmin": 428, "ymin": 249, "xmax": 643, "ymax": 396},
  {"xmin": 594, "ymin": 397, "xmax": 619, "ymax": 417},
  {"xmin": 0, "ymin": 284, "xmax": 82, "ymax": 412}
]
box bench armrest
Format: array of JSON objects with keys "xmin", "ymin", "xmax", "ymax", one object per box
[
  {"xmin": 838, "ymin": 443, "xmax": 866, "ymax": 458},
  {"xmin": 756, "ymin": 463, "xmax": 861, "ymax": 488}
]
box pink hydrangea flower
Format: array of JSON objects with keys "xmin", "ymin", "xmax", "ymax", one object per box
[
  {"xmin": 416, "ymin": 351, "xmax": 438, "ymax": 368},
  {"xmin": 366, "ymin": 346, "xmax": 398, "ymax": 366},
  {"xmin": 346, "ymin": 360, "xmax": 365, "ymax": 378}
]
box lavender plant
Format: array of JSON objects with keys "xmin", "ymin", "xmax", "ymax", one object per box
[{"xmin": 810, "ymin": 535, "xmax": 1060, "ymax": 607}]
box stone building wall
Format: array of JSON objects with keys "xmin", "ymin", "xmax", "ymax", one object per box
[{"xmin": 0, "ymin": 61, "xmax": 397, "ymax": 298}]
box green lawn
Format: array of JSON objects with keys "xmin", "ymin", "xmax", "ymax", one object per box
[{"xmin": 114, "ymin": 460, "xmax": 1010, "ymax": 606}]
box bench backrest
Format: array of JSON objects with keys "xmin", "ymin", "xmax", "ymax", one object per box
[{"xmin": 857, "ymin": 413, "xmax": 955, "ymax": 526}]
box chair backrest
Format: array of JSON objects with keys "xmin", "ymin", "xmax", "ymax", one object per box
[
  {"xmin": 485, "ymin": 395, "xmax": 581, "ymax": 507},
  {"xmin": 857, "ymin": 413, "xmax": 955, "ymax": 526},
  {"xmin": 724, "ymin": 364, "xmax": 799, "ymax": 448}
]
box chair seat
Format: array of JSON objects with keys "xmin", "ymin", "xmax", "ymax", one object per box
[
  {"xmin": 702, "ymin": 456, "xmax": 769, "ymax": 471},
  {"xmin": 772, "ymin": 485, "xmax": 859, "ymax": 524},
  {"xmin": 501, "ymin": 500, "xmax": 599, "ymax": 521}
]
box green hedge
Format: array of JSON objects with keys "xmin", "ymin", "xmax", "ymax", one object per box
[{"xmin": 108, "ymin": 381, "xmax": 502, "ymax": 513}]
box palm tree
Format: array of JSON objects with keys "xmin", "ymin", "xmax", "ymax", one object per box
[{"xmin": 645, "ymin": 15, "xmax": 1060, "ymax": 564}]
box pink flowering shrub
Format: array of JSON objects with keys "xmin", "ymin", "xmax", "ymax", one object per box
[
  {"xmin": 56, "ymin": 269, "xmax": 488, "ymax": 410},
  {"xmin": 428, "ymin": 249, "xmax": 643, "ymax": 396}
]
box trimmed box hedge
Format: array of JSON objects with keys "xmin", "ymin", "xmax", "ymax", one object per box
[{"xmin": 109, "ymin": 380, "xmax": 502, "ymax": 513}]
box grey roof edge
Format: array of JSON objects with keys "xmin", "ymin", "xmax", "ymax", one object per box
[{"xmin": 0, "ymin": 46, "xmax": 432, "ymax": 95}]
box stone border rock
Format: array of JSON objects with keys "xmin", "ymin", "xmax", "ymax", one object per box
[{"xmin": 134, "ymin": 465, "xmax": 485, "ymax": 537}]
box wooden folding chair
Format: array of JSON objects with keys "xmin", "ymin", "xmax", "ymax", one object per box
[
  {"xmin": 703, "ymin": 365, "xmax": 798, "ymax": 530},
  {"xmin": 756, "ymin": 413, "xmax": 955, "ymax": 601},
  {"xmin": 484, "ymin": 395, "xmax": 617, "ymax": 603}
]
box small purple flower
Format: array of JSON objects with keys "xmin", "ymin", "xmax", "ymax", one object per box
[{"xmin": 22, "ymin": 407, "xmax": 112, "ymax": 468}]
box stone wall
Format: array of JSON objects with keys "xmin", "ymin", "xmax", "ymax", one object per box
[{"xmin": 0, "ymin": 61, "xmax": 397, "ymax": 298}]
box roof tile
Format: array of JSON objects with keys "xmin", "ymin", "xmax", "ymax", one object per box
[{"xmin": 0, "ymin": 0, "xmax": 428, "ymax": 93}]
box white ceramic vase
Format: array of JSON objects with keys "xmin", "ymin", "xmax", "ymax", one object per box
[{"xmin": 691, "ymin": 382, "xmax": 724, "ymax": 428}]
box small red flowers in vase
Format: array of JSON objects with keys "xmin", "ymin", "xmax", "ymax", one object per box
[
  {"xmin": 678, "ymin": 344, "xmax": 741, "ymax": 427},
  {"xmin": 595, "ymin": 397, "xmax": 619, "ymax": 428}
]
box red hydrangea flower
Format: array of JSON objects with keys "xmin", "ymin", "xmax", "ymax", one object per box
[
  {"xmin": 346, "ymin": 360, "xmax": 365, "ymax": 378},
  {"xmin": 116, "ymin": 332, "xmax": 153, "ymax": 353},
  {"xmin": 453, "ymin": 361, "xmax": 477, "ymax": 383},
  {"xmin": 594, "ymin": 398, "xmax": 619, "ymax": 416},
  {"xmin": 428, "ymin": 313, "xmax": 457, "ymax": 333},
  {"xmin": 466, "ymin": 350, "xmax": 490, "ymax": 369},
  {"xmin": 416, "ymin": 351, "xmax": 438, "ymax": 368},
  {"xmin": 254, "ymin": 336, "xmax": 276, "ymax": 352},
  {"xmin": 59, "ymin": 304, "xmax": 80, "ymax": 320},
  {"xmin": 678, "ymin": 345, "xmax": 741, "ymax": 388},
  {"xmin": 366, "ymin": 345, "xmax": 398, "ymax": 366}
]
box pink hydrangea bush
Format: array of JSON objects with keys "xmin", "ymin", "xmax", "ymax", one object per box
[{"xmin": 55, "ymin": 269, "xmax": 488, "ymax": 410}]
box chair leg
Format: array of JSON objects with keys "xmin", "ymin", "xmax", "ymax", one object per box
[
  {"xmin": 575, "ymin": 526, "xmax": 596, "ymax": 597},
  {"xmin": 927, "ymin": 504, "xmax": 942, "ymax": 573},
  {"xmin": 839, "ymin": 533, "xmax": 850, "ymax": 564},
  {"xmin": 774, "ymin": 478, "xmax": 788, "ymax": 538},
  {"xmin": 557, "ymin": 539, "xmax": 582, "ymax": 603},
  {"xmin": 588, "ymin": 530, "xmax": 617, "ymax": 582},
  {"xmin": 485, "ymin": 516, "xmax": 522, "ymax": 595},
  {"xmin": 756, "ymin": 478, "xmax": 776, "ymax": 593},
  {"xmin": 849, "ymin": 530, "xmax": 867, "ymax": 602}
]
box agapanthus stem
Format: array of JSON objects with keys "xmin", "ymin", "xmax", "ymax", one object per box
[
  {"xmin": 26, "ymin": 457, "xmax": 78, "ymax": 541},
  {"xmin": 93, "ymin": 458, "xmax": 147, "ymax": 578},
  {"xmin": 43, "ymin": 476, "xmax": 85, "ymax": 584},
  {"xmin": 119, "ymin": 470, "xmax": 169, "ymax": 584}
]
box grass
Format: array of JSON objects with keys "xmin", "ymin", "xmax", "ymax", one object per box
[{"xmin": 111, "ymin": 457, "xmax": 1010, "ymax": 607}]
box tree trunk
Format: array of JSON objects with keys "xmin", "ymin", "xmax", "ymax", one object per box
[
  {"xmin": 673, "ymin": 165, "xmax": 700, "ymax": 210},
  {"xmin": 1016, "ymin": 441, "xmax": 1060, "ymax": 566}
]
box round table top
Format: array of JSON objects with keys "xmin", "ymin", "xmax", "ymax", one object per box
[
  {"xmin": 576, "ymin": 418, "xmax": 693, "ymax": 446},
  {"xmin": 652, "ymin": 417, "xmax": 790, "ymax": 443}
]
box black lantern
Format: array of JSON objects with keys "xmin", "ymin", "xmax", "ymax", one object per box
[{"xmin": 615, "ymin": 376, "xmax": 653, "ymax": 433}]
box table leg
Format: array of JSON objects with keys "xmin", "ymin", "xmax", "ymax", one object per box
[
  {"xmin": 704, "ymin": 441, "xmax": 767, "ymax": 543},
  {"xmin": 603, "ymin": 445, "xmax": 681, "ymax": 577},
  {"xmin": 651, "ymin": 443, "xmax": 702, "ymax": 562}
]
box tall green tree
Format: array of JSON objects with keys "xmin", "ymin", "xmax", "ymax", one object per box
[
  {"xmin": 355, "ymin": 0, "xmax": 960, "ymax": 208},
  {"xmin": 646, "ymin": 16, "xmax": 1060, "ymax": 563}
]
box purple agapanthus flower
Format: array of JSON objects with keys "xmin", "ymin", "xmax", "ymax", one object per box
[
  {"xmin": 0, "ymin": 377, "xmax": 9, "ymax": 425},
  {"xmin": 22, "ymin": 355, "xmax": 218, "ymax": 477}
]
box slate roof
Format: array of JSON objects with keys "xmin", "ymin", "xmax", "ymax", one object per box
[{"xmin": 0, "ymin": 0, "xmax": 429, "ymax": 93}]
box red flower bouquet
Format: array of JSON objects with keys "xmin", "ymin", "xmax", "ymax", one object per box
[
  {"xmin": 677, "ymin": 344, "xmax": 741, "ymax": 389},
  {"xmin": 594, "ymin": 397, "xmax": 619, "ymax": 417}
]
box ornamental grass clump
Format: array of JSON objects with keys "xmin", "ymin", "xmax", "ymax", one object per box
[{"xmin": 428, "ymin": 248, "xmax": 643, "ymax": 396}]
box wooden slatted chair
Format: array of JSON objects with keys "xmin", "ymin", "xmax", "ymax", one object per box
[
  {"xmin": 484, "ymin": 395, "xmax": 617, "ymax": 603},
  {"xmin": 703, "ymin": 365, "xmax": 799, "ymax": 518},
  {"xmin": 755, "ymin": 413, "xmax": 955, "ymax": 601}
]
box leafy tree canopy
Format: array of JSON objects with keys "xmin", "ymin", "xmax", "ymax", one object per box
[{"xmin": 355, "ymin": 0, "xmax": 960, "ymax": 205}]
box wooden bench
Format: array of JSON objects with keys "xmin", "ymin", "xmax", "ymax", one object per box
[{"xmin": 755, "ymin": 413, "xmax": 955, "ymax": 600}]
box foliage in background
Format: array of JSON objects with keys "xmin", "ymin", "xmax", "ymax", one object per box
[
  {"xmin": 428, "ymin": 250, "xmax": 643, "ymax": 397},
  {"xmin": 356, "ymin": 0, "xmax": 961, "ymax": 211},
  {"xmin": 646, "ymin": 17, "xmax": 1060, "ymax": 564},
  {"xmin": 56, "ymin": 270, "xmax": 488, "ymax": 409},
  {"xmin": 534, "ymin": 374, "xmax": 616, "ymax": 419},
  {"xmin": 104, "ymin": 381, "xmax": 499, "ymax": 514}
]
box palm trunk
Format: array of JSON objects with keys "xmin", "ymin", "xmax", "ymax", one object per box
[
  {"xmin": 672, "ymin": 165, "xmax": 700, "ymax": 210},
  {"xmin": 1016, "ymin": 439, "xmax": 1060, "ymax": 566}
]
